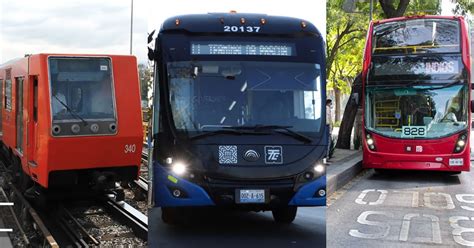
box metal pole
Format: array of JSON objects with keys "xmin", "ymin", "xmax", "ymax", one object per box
[
  {"xmin": 369, "ymin": 0, "xmax": 373, "ymax": 21},
  {"xmin": 130, "ymin": 0, "xmax": 134, "ymax": 55}
]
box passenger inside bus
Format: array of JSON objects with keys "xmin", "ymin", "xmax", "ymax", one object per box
[{"xmin": 439, "ymin": 96, "xmax": 461, "ymax": 123}]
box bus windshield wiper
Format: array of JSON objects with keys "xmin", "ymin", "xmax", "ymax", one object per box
[
  {"xmin": 423, "ymin": 80, "xmax": 464, "ymax": 90},
  {"xmin": 53, "ymin": 95, "xmax": 88, "ymax": 126},
  {"xmin": 189, "ymin": 129, "xmax": 267, "ymax": 141},
  {"xmin": 224, "ymin": 125, "xmax": 312, "ymax": 144},
  {"xmin": 373, "ymin": 80, "xmax": 463, "ymax": 91}
]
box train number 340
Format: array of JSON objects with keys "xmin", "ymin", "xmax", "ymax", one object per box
[{"xmin": 124, "ymin": 144, "xmax": 137, "ymax": 153}]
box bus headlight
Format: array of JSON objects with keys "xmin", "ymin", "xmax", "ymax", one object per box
[
  {"xmin": 314, "ymin": 164, "xmax": 325, "ymax": 173},
  {"xmin": 366, "ymin": 133, "xmax": 376, "ymax": 151},
  {"xmin": 454, "ymin": 133, "xmax": 467, "ymax": 153},
  {"xmin": 299, "ymin": 161, "xmax": 325, "ymax": 182},
  {"xmin": 171, "ymin": 162, "xmax": 187, "ymax": 176}
]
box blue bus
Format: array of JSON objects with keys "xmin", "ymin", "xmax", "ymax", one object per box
[{"xmin": 148, "ymin": 12, "xmax": 327, "ymax": 224}]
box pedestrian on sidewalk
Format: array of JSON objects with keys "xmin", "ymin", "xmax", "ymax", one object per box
[{"xmin": 326, "ymin": 99, "xmax": 333, "ymax": 158}]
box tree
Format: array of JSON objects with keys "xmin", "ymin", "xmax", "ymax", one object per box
[
  {"xmin": 138, "ymin": 62, "xmax": 153, "ymax": 106},
  {"xmin": 326, "ymin": 0, "xmax": 366, "ymax": 122},
  {"xmin": 379, "ymin": 0, "xmax": 410, "ymax": 18},
  {"xmin": 451, "ymin": 0, "xmax": 474, "ymax": 16}
]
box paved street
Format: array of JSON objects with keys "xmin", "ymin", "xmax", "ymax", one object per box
[
  {"xmin": 149, "ymin": 206, "xmax": 325, "ymax": 248},
  {"xmin": 327, "ymin": 168, "xmax": 474, "ymax": 247}
]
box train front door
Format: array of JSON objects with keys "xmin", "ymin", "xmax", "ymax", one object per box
[{"xmin": 15, "ymin": 77, "xmax": 23, "ymax": 153}]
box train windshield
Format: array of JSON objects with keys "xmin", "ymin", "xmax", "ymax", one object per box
[
  {"xmin": 365, "ymin": 84, "xmax": 468, "ymax": 139},
  {"xmin": 167, "ymin": 61, "xmax": 322, "ymax": 135},
  {"xmin": 48, "ymin": 57, "xmax": 116, "ymax": 122}
]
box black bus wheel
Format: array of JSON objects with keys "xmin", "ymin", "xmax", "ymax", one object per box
[
  {"xmin": 446, "ymin": 171, "xmax": 462, "ymax": 175},
  {"xmin": 272, "ymin": 206, "xmax": 297, "ymax": 224},
  {"xmin": 161, "ymin": 207, "xmax": 180, "ymax": 225},
  {"xmin": 374, "ymin": 169, "xmax": 387, "ymax": 174}
]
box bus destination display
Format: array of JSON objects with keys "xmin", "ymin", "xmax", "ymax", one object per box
[{"xmin": 191, "ymin": 42, "xmax": 295, "ymax": 56}]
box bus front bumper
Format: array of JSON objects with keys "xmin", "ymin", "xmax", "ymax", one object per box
[
  {"xmin": 153, "ymin": 162, "xmax": 326, "ymax": 207},
  {"xmin": 364, "ymin": 152, "xmax": 470, "ymax": 171},
  {"xmin": 289, "ymin": 175, "xmax": 326, "ymax": 206}
]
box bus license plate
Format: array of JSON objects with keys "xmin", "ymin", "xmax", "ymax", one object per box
[{"xmin": 237, "ymin": 189, "xmax": 265, "ymax": 204}]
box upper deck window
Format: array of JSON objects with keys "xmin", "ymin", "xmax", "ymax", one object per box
[
  {"xmin": 373, "ymin": 19, "xmax": 460, "ymax": 55},
  {"xmin": 48, "ymin": 57, "xmax": 116, "ymax": 122}
]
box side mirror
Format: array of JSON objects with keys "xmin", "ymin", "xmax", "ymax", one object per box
[
  {"xmin": 148, "ymin": 47, "xmax": 157, "ymax": 61},
  {"xmin": 471, "ymin": 100, "xmax": 474, "ymax": 113},
  {"xmin": 147, "ymin": 30, "xmax": 157, "ymax": 61},
  {"xmin": 147, "ymin": 30, "xmax": 156, "ymax": 44}
]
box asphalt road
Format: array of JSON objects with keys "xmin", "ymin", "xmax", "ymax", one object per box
[
  {"xmin": 149, "ymin": 206, "xmax": 325, "ymax": 248},
  {"xmin": 327, "ymin": 167, "xmax": 474, "ymax": 248}
]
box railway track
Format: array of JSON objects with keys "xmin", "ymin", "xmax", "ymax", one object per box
[
  {"xmin": 0, "ymin": 162, "xmax": 149, "ymax": 247},
  {"xmin": 4, "ymin": 182, "xmax": 60, "ymax": 247},
  {"xmin": 101, "ymin": 194, "xmax": 148, "ymax": 241},
  {"xmin": 53, "ymin": 205, "xmax": 100, "ymax": 247}
]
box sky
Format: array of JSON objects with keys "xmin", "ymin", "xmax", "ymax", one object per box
[
  {"xmin": 0, "ymin": 0, "xmax": 147, "ymax": 64},
  {"xmin": 148, "ymin": 0, "xmax": 327, "ymax": 40},
  {"xmin": 0, "ymin": 0, "xmax": 470, "ymax": 65},
  {"xmin": 441, "ymin": 0, "xmax": 456, "ymax": 15}
]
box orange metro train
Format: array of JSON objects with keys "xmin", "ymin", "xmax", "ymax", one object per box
[{"xmin": 0, "ymin": 54, "xmax": 143, "ymax": 198}]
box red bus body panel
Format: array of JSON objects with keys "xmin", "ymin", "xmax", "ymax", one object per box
[
  {"xmin": 0, "ymin": 54, "xmax": 143, "ymax": 188},
  {"xmin": 362, "ymin": 16, "xmax": 471, "ymax": 172}
]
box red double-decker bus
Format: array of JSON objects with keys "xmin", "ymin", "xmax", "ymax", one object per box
[{"xmin": 362, "ymin": 16, "xmax": 471, "ymax": 173}]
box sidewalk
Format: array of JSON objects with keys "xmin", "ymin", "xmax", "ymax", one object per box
[{"xmin": 326, "ymin": 149, "xmax": 362, "ymax": 196}]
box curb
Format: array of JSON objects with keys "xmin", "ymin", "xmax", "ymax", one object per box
[{"xmin": 327, "ymin": 151, "xmax": 363, "ymax": 196}]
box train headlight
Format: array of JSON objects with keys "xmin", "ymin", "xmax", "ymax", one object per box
[
  {"xmin": 71, "ymin": 124, "xmax": 80, "ymax": 134},
  {"xmin": 366, "ymin": 132, "xmax": 376, "ymax": 151},
  {"xmin": 171, "ymin": 162, "xmax": 187, "ymax": 176},
  {"xmin": 90, "ymin": 123, "xmax": 99, "ymax": 133},
  {"xmin": 109, "ymin": 123, "xmax": 117, "ymax": 133},
  {"xmin": 52, "ymin": 125, "xmax": 61, "ymax": 135},
  {"xmin": 454, "ymin": 133, "xmax": 467, "ymax": 153}
]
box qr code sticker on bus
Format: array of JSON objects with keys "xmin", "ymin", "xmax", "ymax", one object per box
[{"xmin": 219, "ymin": 145, "xmax": 237, "ymax": 164}]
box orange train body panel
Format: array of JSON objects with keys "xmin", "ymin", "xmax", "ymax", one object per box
[{"xmin": 0, "ymin": 54, "xmax": 143, "ymax": 188}]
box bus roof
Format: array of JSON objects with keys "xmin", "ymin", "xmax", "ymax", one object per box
[
  {"xmin": 159, "ymin": 12, "xmax": 322, "ymax": 38},
  {"xmin": 373, "ymin": 15, "xmax": 462, "ymax": 25}
]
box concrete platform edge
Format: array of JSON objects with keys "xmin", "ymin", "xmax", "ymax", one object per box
[{"xmin": 327, "ymin": 151, "xmax": 363, "ymax": 196}]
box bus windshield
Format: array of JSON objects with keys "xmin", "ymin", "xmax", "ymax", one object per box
[
  {"xmin": 365, "ymin": 84, "xmax": 468, "ymax": 139},
  {"xmin": 168, "ymin": 61, "xmax": 322, "ymax": 135},
  {"xmin": 373, "ymin": 19, "xmax": 460, "ymax": 54}
]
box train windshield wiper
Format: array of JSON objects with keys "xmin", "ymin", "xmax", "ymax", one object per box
[
  {"xmin": 53, "ymin": 95, "xmax": 88, "ymax": 126},
  {"xmin": 224, "ymin": 125, "xmax": 312, "ymax": 144},
  {"xmin": 189, "ymin": 129, "xmax": 266, "ymax": 141}
]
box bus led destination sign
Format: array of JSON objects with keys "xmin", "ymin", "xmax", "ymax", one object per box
[{"xmin": 191, "ymin": 42, "xmax": 295, "ymax": 56}]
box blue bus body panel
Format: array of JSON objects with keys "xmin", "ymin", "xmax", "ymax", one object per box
[
  {"xmin": 289, "ymin": 175, "xmax": 326, "ymax": 206},
  {"xmin": 154, "ymin": 161, "xmax": 326, "ymax": 207},
  {"xmin": 153, "ymin": 162, "xmax": 214, "ymax": 207}
]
